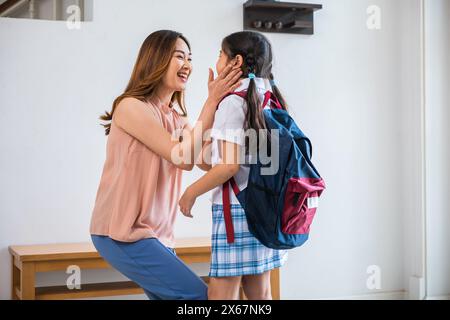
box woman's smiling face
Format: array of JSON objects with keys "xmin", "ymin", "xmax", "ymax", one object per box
[{"xmin": 162, "ymin": 38, "xmax": 192, "ymax": 92}]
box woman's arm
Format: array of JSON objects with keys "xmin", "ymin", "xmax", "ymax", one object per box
[
  {"xmin": 179, "ymin": 140, "xmax": 240, "ymax": 217},
  {"xmin": 195, "ymin": 143, "xmax": 213, "ymax": 172},
  {"xmin": 195, "ymin": 140, "xmax": 212, "ymax": 172},
  {"xmin": 181, "ymin": 121, "xmax": 212, "ymax": 172},
  {"xmin": 114, "ymin": 65, "xmax": 242, "ymax": 171}
]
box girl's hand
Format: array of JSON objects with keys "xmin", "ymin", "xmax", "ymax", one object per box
[
  {"xmin": 207, "ymin": 64, "xmax": 242, "ymax": 104},
  {"xmin": 179, "ymin": 187, "xmax": 197, "ymax": 218}
]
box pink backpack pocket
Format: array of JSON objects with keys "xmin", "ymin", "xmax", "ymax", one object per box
[{"xmin": 281, "ymin": 177, "xmax": 326, "ymax": 235}]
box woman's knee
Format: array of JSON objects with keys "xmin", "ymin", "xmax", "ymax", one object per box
[
  {"xmin": 187, "ymin": 283, "xmax": 208, "ymax": 300},
  {"xmin": 174, "ymin": 276, "xmax": 208, "ymax": 300},
  {"xmin": 152, "ymin": 280, "xmax": 207, "ymax": 300}
]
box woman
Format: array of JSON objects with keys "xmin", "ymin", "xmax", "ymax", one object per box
[{"xmin": 89, "ymin": 30, "xmax": 242, "ymax": 300}]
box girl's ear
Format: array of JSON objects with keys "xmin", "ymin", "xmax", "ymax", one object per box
[{"xmin": 232, "ymin": 55, "xmax": 244, "ymax": 68}]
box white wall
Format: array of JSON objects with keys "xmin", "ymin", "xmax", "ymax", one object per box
[
  {"xmin": 1, "ymin": 0, "xmax": 94, "ymax": 21},
  {"xmin": 0, "ymin": 0, "xmax": 440, "ymax": 300},
  {"xmin": 424, "ymin": 0, "xmax": 450, "ymax": 299}
]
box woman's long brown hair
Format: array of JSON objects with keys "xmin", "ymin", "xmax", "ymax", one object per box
[{"xmin": 100, "ymin": 30, "xmax": 191, "ymax": 135}]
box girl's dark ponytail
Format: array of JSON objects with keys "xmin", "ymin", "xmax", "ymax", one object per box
[{"xmin": 245, "ymin": 57, "xmax": 267, "ymax": 153}]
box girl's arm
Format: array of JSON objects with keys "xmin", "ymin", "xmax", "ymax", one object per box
[
  {"xmin": 113, "ymin": 65, "xmax": 242, "ymax": 171},
  {"xmin": 179, "ymin": 140, "xmax": 241, "ymax": 217}
]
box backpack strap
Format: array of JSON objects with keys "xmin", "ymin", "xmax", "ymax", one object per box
[
  {"xmin": 216, "ymin": 90, "xmax": 248, "ymax": 110},
  {"xmin": 262, "ymin": 91, "xmax": 283, "ymax": 110},
  {"xmin": 217, "ymin": 90, "xmax": 283, "ymax": 110},
  {"xmin": 216, "ymin": 91, "xmax": 245, "ymax": 244},
  {"xmin": 222, "ymin": 177, "xmax": 240, "ymax": 244}
]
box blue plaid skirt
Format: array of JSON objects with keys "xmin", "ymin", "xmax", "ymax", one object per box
[{"xmin": 209, "ymin": 203, "xmax": 288, "ymax": 277}]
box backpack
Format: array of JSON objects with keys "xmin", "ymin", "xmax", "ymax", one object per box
[{"xmin": 219, "ymin": 90, "xmax": 326, "ymax": 250}]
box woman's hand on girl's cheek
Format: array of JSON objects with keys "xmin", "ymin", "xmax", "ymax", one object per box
[
  {"xmin": 207, "ymin": 65, "xmax": 242, "ymax": 103},
  {"xmin": 178, "ymin": 187, "xmax": 196, "ymax": 218}
]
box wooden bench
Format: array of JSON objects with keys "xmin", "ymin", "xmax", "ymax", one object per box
[{"xmin": 9, "ymin": 237, "xmax": 280, "ymax": 300}]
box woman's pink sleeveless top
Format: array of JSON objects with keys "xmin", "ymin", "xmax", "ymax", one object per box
[{"xmin": 90, "ymin": 100, "xmax": 185, "ymax": 248}]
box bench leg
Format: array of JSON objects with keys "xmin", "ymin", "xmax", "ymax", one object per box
[
  {"xmin": 21, "ymin": 262, "xmax": 36, "ymax": 300},
  {"xmin": 270, "ymin": 268, "xmax": 280, "ymax": 300},
  {"xmin": 11, "ymin": 258, "xmax": 20, "ymax": 300}
]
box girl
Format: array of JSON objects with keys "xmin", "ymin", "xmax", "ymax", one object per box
[
  {"xmin": 179, "ymin": 31, "xmax": 288, "ymax": 300},
  {"xmin": 90, "ymin": 30, "xmax": 242, "ymax": 300}
]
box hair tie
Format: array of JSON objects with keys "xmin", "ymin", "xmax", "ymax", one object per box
[
  {"xmin": 270, "ymin": 79, "xmax": 276, "ymax": 86},
  {"xmin": 248, "ymin": 73, "xmax": 256, "ymax": 80}
]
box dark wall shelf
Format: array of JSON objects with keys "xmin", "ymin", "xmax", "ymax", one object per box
[{"xmin": 243, "ymin": 0, "xmax": 322, "ymax": 35}]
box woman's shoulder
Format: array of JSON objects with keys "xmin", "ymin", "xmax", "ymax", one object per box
[
  {"xmin": 114, "ymin": 97, "xmax": 146, "ymax": 119},
  {"xmin": 114, "ymin": 97, "xmax": 161, "ymax": 125},
  {"xmin": 116, "ymin": 96, "xmax": 148, "ymax": 109}
]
